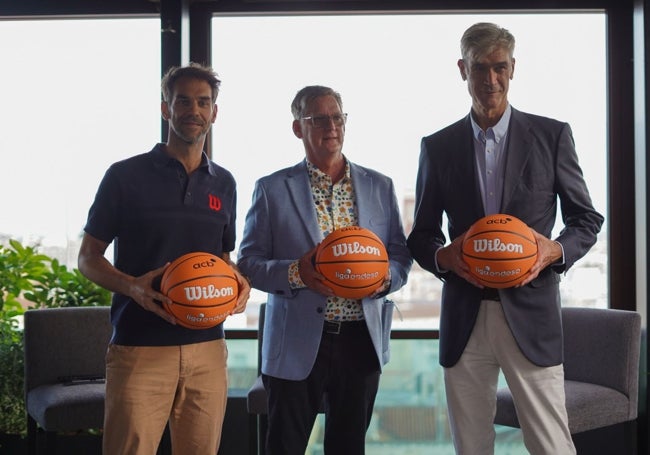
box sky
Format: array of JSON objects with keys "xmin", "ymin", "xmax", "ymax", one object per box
[{"xmin": 0, "ymin": 13, "xmax": 607, "ymax": 255}]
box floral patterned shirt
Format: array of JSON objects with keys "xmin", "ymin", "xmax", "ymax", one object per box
[{"xmin": 288, "ymin": 159, "xmax": 364, "ymax": 321}]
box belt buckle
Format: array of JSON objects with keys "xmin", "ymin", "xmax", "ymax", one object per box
[
  {"xmin": 482, "ymin": 287, "xmax": 500, "ymax": 301},
  {"xmin": 325, "ymin": 320, "xmax": 342, "ymax": 334}
]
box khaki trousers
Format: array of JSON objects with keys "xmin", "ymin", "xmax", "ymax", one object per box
[
  {"xmin": 103, "ymin": 338, "xmax": 228, "ymax": 455},
  {"xmin": 444, "ymin": 300, "xmax": 575, "ymax": 455}
]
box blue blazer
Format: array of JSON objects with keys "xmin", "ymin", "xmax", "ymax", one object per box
[
  {"xmin": 238, "ymin": 159, "xmax": 412, "ymax": 381},
  {"xmin": 407, "ymin": 107, "xmax": 604, "ymax": 368}
]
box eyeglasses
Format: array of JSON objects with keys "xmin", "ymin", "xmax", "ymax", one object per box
[{"xmin": 300, "ymin": 113, "xmax": 348, "ymax": 128}]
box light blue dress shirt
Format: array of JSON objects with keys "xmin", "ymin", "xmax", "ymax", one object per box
[{"xmin": 470, "ymin": 104, "xmax": 512, "ymax": 215}]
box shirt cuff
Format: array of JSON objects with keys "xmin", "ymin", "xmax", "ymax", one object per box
[
  {"xmin": 554, "ymin": 240, "xmax": 566, "ymax": 266},
  {"xmin": 289, "ymin": 260, "xmax": 306, "ymax": 289},
  {"xmin": 434, "ymin": 248, "xmax": 449, "ymax": 274}
]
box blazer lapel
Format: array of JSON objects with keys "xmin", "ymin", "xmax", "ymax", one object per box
[
  {"xmin": 501, "ymin": 108, "xmax": 533, "ymax": 212},
  {"xmin": 457, "ymin": 116, "xmax": 485, "ymax": 220},
  {"xmin": 350, "ymin": 163, "xmax": 373, "ymax": 227},
  {"xmin": 285, "ymin": 161, "xmax": 323, "ymax": 245}
]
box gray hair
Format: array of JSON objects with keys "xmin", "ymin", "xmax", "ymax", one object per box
[
  {"xmin": 291, "ymin": 85, "xmax": 343, "ymax": 119},
  {"xmin": 460, "ymin": 22, "xmax": 515, "ymax": 64}
]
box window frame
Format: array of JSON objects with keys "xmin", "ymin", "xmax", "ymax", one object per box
[{"xmin": 0, "ymin": 2, "xmax": 636, "ymax": 315}]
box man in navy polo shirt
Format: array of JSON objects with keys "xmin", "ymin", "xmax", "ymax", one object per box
[{"xmin": 78, "ymin": 63, "xmax": 250, "ymax": 455}]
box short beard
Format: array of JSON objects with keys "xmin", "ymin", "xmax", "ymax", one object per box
[{"xmin": 171, "ymin": 124, "xmax": 207, "ymax": 145}]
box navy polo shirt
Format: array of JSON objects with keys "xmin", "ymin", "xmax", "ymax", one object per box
[{"xmin": 84, "ymin": 143, "xmax": 237, "ymax": 346}]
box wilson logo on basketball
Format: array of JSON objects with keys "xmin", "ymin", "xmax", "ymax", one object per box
[
  {"xmin": 330, "ymin": 242, "xmax": 382, "ymax": 257},
  {"xmin": 184, "ymin": 284, "xmax": 235, "ymax": 301},
  {"xmin": 470, "ymin": 238, "xmax": 524, "ymax": 254}
]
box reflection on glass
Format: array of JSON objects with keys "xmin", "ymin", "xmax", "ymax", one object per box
[{"xmin": 226, "ymin": 338, "xmax": 526, "ymax": 453}]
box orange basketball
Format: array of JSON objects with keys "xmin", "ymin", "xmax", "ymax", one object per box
[
  {"xmin": 314, "ymin": 226, "xmax": 389, "ymax": 299},
  {"xmin": 461, "ymin": 214, "xmax": 538, "ymax": 288},
  {"xmin": 160, "ymin": 252, "xmax": 238, "ymax": 329}
]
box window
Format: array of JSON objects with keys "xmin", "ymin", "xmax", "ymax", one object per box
[
  {"xmin": 0, "ymin": 15, "xmax": 608, "ymax": 326},
  {"xmin": 0, "ymin": 18, "xmax": 160, "ymax": 264},
  {"xmin": 210, "ymin": 13, "xmax": 607, "ymax": 451},
  {"xmin": 211, "ymin": 12, "xmax": 608, "ymax": 329},
  {"xmin": 0, "ymin": 10, "xmax": 614, "ymax": 453}
]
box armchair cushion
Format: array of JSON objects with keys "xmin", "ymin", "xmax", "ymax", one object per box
[
  {"xmin": 26, "ymin": 382, "xmax": 106, "ymax": 431},
  {"xmin": 494, "ymin": 307, "xmax": 641, "ymax": 435}
]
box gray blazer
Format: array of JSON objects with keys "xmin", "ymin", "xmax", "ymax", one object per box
[
  {"xmin": 407, "ymin": 107, "xmax": 604, "ymax": 368},
  {"xmin": 238, "ymin": 159, "xmax": 412, "ymax": 381}
]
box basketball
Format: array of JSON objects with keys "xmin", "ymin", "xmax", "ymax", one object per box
[
  {"xmin": 461, "ymin": 214, "xmax": 538, "ymax": 288},
  {"xmin": 160, "ymin": 252, "xmax": 238, "ymax": 329},
  {"xmin": 314, "ymin": 226, "xmax": 390, "ymax": 299}
]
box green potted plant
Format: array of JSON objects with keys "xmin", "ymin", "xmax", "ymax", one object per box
[{"xmin": 0, "ymin": 239, "xmax": 110, "ymax": 449}]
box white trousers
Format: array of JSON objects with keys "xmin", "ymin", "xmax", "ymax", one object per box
[{"xmin": 444, "ymin": 300, "xmax": 576, "ymax": 455}]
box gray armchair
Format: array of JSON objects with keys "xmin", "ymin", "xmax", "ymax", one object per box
[
  {"xmin": 494, "ymin": 306, "xmax": 642, "ymax": 451},
  {"xmin": 23, "ymin": 306, "xmax": 112, "ymax": 455}
]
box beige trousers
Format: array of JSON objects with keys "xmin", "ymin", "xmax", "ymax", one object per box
[
  {"xmin": 103, "ymin": 338, "xmax": 228, "ymax": 455},
  {"xmin": 444, "ymin": 300, "xmax": 575, "ymax": 455}
]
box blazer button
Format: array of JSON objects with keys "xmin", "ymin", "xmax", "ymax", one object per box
[{"xmin": 316, "ymin": 307, "xmax": 323, "ymax": 314}]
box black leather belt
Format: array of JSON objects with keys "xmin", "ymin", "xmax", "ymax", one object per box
[
  {"xmin": 482, "ymin": 287, "xmax": 501, "ymax": 301},
  {"xmin": 323, "ymin": 320, "xmax": 366, "ymax": 335}
]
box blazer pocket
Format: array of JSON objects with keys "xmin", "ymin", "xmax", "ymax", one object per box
[
  {"xmin": 528, "ymin": 269, "xmax": 561, "ymax": 288},
  {"xmin": 381, "ymin": 299, "xmax": 395, "ymax": 354},
  {"xmin": 262, "ymin": 303, "xmax": 286, "ymax": 361}
]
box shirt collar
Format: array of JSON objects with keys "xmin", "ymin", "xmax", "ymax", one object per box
[
  {"xmin": 152, "ymin": 143, "xmax": 212, "ymax": 174},
  {"xmin": 305, "ymin": 157, "xmax": 351, "ymax": 185},
  {"xmin": 470, "ymin": 104, "xmax": 512, "ymax": 144}
]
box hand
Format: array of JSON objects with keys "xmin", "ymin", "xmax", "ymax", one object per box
[
  {"xmin": 231, "ymin": 269, "xmax": 251, "ymax": 314},
  {"xmin": 437, "ymin": 232, "xmax": 485, "ymax": 288},
  {"xmin": 298, "ymin": 246, "xmax": 335, "ymax": 297},
  {"xmin": 368, "ymin": 269, "xmax": 392, "ymax": 299},
  {"xmin": 517, "ymin": 229, "xmax": 562, "ymax": 286},
  {"xmin": 127, "ymin": 263, "xmax": 177, "ymax": 325}
]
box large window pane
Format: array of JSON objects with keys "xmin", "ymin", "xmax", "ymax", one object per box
[
  {"xmin": 211, "ymin": 12, "xmax": 608, "ymax": 330},
  {"xmin": 0, "ymin": 18, "xmax": 160, "ymax": 265}
]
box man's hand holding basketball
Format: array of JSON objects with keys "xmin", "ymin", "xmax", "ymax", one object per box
[
  {"xmin": 128, "ymin": 264, "xmax": 177, "ymax": 325},
  {"xmin": 517, "ymin": 229, "xmax": 563, "ymax": 286},
  {"xmin": 298, "ymin": 246, "xmax": 335, "ymax": 297},
  {"xmin": 437, "ymin": 233, "xmax": 485, "ymax": 288},
  {"xmin": 231, "ymin": 269, "xmax": 251, "ymax": 314}
]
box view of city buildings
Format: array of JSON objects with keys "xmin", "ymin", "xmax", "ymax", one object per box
[{"xmin": 1, "ymin": 188, "xmax": 609, "ymax": 328}]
